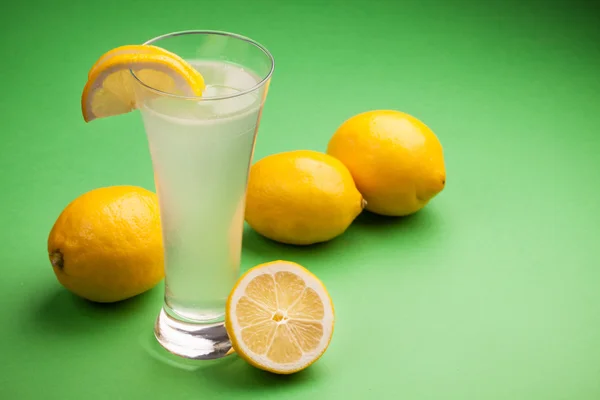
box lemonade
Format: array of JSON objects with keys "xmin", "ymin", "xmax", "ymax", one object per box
[
  {"xmin": 126, "ymin": 31, "xmax": 274, "ymax": 359},
  {"xmin": 79, "ymin": 31, "xmax": 272, "ymax": 359},
  {"xmin": 139, "ymin": 60, "xmax": 263, "ymax": 322}
]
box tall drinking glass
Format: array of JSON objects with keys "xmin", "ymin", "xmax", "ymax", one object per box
[{"xmin": 132, "ymin": 31, "xmax": 274, "ymax": 359}]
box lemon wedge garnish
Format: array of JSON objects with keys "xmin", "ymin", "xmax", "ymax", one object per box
[{"xmin": 81, "ymin": 45, "xmax": 205, "ymax": 122}]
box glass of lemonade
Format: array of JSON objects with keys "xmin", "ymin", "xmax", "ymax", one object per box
[{"xmin": 132, "ymin": 31, "xmax": 274, "ymax": 359}]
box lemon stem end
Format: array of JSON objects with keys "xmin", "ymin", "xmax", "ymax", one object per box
[{"xmin": 50, "ymin": 250, "xmax": 64, "ymax": 270}]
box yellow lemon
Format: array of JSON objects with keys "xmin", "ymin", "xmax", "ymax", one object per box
[
  {"xmin": 245, "ymin": 150, "xmax": 365, "ymax": 245},
  {"xmin": 47, "ymin": 186, "xmax": 164, "ymax": 302},
  {"xmin": 81, "ymin": 44, "xmax": 205, "ymax": 122},
  {"xmin": 225, "ymin": 260, "xmax": 335, "ymax": 374},
  {"xmin": 327, "ymin": 110, "xmax": 446, "ymax": 216}
]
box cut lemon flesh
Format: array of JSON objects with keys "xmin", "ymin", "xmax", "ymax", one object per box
[
  {"xmin": 226, "ymin": 261, "xmax": 335, "ymax": 374},
  {"xmin": 81, "ymin": 45, "xmax": 205, "ymax": 122}
]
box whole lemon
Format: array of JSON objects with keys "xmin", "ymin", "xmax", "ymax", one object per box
[
  {"xmin": 245, "ymin": 150, "xmax": 365, "ymax": 245},
  {"xmin": 327, "ymin": 110, "xmax": 446, "ymax": 216},
  {"xmin": 47, "ymin": 186, "xmax": 164, "ymax": 302}
]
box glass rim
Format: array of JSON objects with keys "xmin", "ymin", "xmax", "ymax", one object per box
[{"xmin": 130, "ymin": 30, "xmax": 274, "ymax": 101}]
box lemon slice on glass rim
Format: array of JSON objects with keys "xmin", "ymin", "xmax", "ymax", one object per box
[
  {"xmin": 81, "ymin": 44, "xmax": 205, "ymax": 122},
  {"xmin": 225, "ymin": 260, "xmax": 335, "ymax": 374}
]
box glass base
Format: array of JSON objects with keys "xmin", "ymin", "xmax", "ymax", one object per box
[{"xmin": 154, "ymin": 308, "xmax": 232, "ymax": 360}]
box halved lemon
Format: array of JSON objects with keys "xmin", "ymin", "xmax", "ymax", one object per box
[
  {"xmin": 81, "ymin": 45, "xmax": 205, "ymax": 122},
  {"xmin": 225, "ymin": 260, "xmax": 335, "ymax": 374}
]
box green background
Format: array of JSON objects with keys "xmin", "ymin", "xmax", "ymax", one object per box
[{"xmin": 2, "ymin": 0, "xmax": 600, "ymax": 398}]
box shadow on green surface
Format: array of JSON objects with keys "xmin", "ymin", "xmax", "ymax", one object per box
[
  {"xmin": 241, "ymin": 225, "xmax": 352, "ymax": 269},
  {"xmin": 141, "ymin": 334, "xmax": 319, "ymax": 393},
  {"xmin": 242, "ymin": 206, "xmax": 444, "ymax": 270},
  {"xmin": 32, "ymin": 284, "xmax": 159, "ymax": 335},
  {"xmin": 351, "ymin": 206, "xmax": 444, "ymax": 241},
  {"xmin": 197, "ymin": 355, "xmax": 319, "ymax": 392},
  {"xmin": 353, "ymin": 206, "xmax": 436, "ymax": 228}
]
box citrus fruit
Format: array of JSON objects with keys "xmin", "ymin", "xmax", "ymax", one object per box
[
  {"xmin": 47, "ymin": 186, "xmax": 164, "ymax": 303},
  {"xmin": 226, "ymin": 260, "xmax": 335, "ymax": 374},
  {"xmin": 81, "ymin": 44, "xmax": 205, "ymax": 122},
  {"xmin": 327, "ymin": 110, "xmax": 446, "ymax": 216},
  {"xmin": 245, "ymin": 150, "xmax": 365, "ymax": 245}
]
